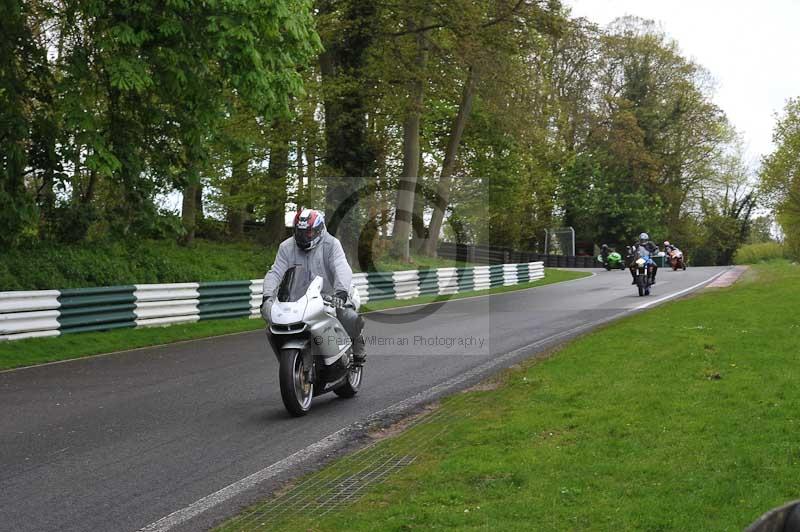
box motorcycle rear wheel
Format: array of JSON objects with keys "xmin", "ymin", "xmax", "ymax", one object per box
[
  {"xmin": 279, "ymin": 348, "xmax": 314, "ymax": 417},
  {"xmin": 334, "ymin": 363, "xmax": 362, "ymax": 399}
]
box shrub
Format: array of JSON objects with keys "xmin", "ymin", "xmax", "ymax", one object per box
[{"xmin": 733, "ymin": 242, "xmax": 787, "ymax": 264}]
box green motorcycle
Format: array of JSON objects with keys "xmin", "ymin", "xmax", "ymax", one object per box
[{"xmin": 598, "ymin": 251, "xmax": 625, "ymax": 271}]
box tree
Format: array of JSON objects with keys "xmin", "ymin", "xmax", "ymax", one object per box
[
  {"xmin": 761, "ymin": 98, "xmax": 800, "ymax": 259},
  {"xmin": 391, "ymin": 15, "xmax": 429, "ymax": 261},
  {"xmin": 317, "ymin": 0, "xmax": 379, "ymax": 264},
  {"xmin": 0, "ymin": 0, "xmax": 51, "ymax": 246},
  {"xmin": 9, "ymin": 0, "xmax": 320, "ymax": 245},
  {"xmin": 698, "ymin": 146, "xmax": 757, "ymax": 265}
]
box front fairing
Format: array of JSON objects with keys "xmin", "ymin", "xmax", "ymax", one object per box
[{"xmin": 268, "ymin": 275, "xmax": 351, "ymax": 365}]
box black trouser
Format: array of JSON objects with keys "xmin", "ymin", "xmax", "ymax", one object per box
[{"xmin": 336, "ymin": 306, "xmax": 365, "ymax": 356}]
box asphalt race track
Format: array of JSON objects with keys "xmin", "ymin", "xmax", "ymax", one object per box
[{"xmin": 0, "ymin": 266, "xmax": 727, "ymax": 532}]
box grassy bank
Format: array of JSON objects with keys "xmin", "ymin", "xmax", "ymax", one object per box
[
  {"xmin": 0, "ymin": 239, "xmax": 276, "ymax": 290},
  {"xmin": 222, "ymin": 261, "xmax": 799, "ymax": 531},
  {"xmin": 0, "ymin": 269, "xmax": 588, "ymax": 371},
  {"xmin": 0, "ymin": 238, "xmax": 470, "ymax": 291}
]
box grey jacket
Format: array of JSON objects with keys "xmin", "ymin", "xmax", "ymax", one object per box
[{"xmin": 262, "ymin": 230, "xmax": 353, "ymax": 301}]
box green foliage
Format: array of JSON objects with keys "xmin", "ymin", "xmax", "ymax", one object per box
[
  {"xmin": 747, "ymin": 215, "xmax": 776, "ymax": 244},
  {"xmin": 761, "ymin": 98, "xmax": 800, "ymax": 260},
  {"xmin": 0, "ymin": 239, "xmax": 276, "ymax": 290},
  {"xmin": 0, "ymin": 2, "xmax": 759, "ymax": 273},
  {"xmin": 1, "ymin": 0, "xmax": 320, "ymax": 246},
  {"xmin": 0, "ymin": 0, "xmax": 46, "ymax": 247},
  {"xmin": 734, "ymin": 242, "xmax": 788, "ymax": 265},
  {"xmin": 0, "ymin": 238, "xmax": 485, "ymax": 290}
]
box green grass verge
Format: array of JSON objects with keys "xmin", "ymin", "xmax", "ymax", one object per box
[
  {"xmin": 365, "ymin": 254, "xmax": 469, "ymax": 274},
  {"xmin": 0, "ymin": 269, "xmax": 589, "ymax": 371},
  {"xmin": 222, "ymin": 261, "xmax": 800, "ymax": 531},
  {"xmin": 0, "ymin": 317, "xmax": 265, "ymax": 371}
]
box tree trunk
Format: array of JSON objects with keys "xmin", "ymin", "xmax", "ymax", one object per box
[
  {"xmin": 108, "ymin": 86, "xmax": 145, "ymax": 235},
  {"xmin": 71, "ymin": 142, "xmax": 83, "ymax": 203},
  {"xmin": 227, "ymin": 153, "xmax": 249, "ymax": 239},
  {"xmin": 423, "ymin": 67, "xmax": 479, "ymax": 257},
  {"xmin": 410, "ymin": 177, "xmax": 427, "ymax": 252},
  {"xmin": 181, "ymin": 182, "xmax": 198, "ymax": 245},
  {"xmin": 264, "ymin": 120, "xmax": 290, "ymax": 244},
  {"xmin": 297, "ymin": 140, "xmax": 305, "ymax": 202},
  {"xmin": 391, "ymin": 21, "xmax": 428, "ymax": 261},
  {"xmin": 195, "ymin": 182, "xmax": 204, "ymax": 226},
  {"xmin": 319, "ymin": 0, "xmax": 378, "ymax": 265},
  {"xmin": 305, "ymin": 124, "xmax": 317, "ymax": 192}
]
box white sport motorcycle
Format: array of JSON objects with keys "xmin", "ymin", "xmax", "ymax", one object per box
[{"xmin": 266, "ymin": 267, "xmax": 363, "ymax": 416}]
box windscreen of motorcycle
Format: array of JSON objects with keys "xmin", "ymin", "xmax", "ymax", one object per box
[{"xmin": 277, "ymin": 266, "xmax": 314, "ymax": 302}]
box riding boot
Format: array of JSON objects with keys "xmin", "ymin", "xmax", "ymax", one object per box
[{"xmin": 352, "ymin": 335, "xmax": 366, "ymax": 365}]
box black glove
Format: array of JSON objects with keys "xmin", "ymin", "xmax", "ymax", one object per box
[{"xmin": 333, "ymin": 290, "xmax": 349, "ymax": 308}]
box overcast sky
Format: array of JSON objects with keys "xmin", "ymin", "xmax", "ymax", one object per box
[{"xmin": 568, "ymin": 0, "xmax": 800, "ymax": 165}]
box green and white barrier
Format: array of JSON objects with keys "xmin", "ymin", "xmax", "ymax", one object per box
[
  {"xmin": 0, "ymin": 262, "xmax": 543, "ymax": 341},
  {"xmin": 348, "ymin": 261, "xmax": 543, "ymax": 304}
]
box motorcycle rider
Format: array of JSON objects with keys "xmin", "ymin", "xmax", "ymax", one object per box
[
  {"xmin": 663, "ymin": 241, "xmax": 678, "ymax": 255},
  {"xmin": 629, "ymin": 232, "xmax": 659, "ymax": 285},
  {"xmin": 260, "ymin": 208, "xmax": 366, "ymax": 364},
  {"xmin": 599, "ymin": 244, "xmax": 611, "ymax": 267}
]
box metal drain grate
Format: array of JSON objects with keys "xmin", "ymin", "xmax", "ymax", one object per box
[
  {"xmin": 216, "ymin": 406, "xmax": 458, "ymax": 531},
  {"xmin": 217, "ymin": 394, "xmax": 482, "ymax": 531},
  {"xmin": 217, "ymin": 452, "xmax": 419, "ymax": 531},
  {"xmin": 313, "ymin": 453, "xmax": 417, "ymax": 516}
]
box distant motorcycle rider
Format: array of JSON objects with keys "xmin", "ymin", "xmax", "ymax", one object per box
[
  {"xmin": 663, "ymin": 241, "xmax": 678, "ymax": 254},
  {"xmin": 261, "ymin": 208, "xmax": 366, "ymax": 364},
  {"xmin": 629, "ymin": 232, "xmax": 659, "ymax": 285},
  {"xmin": 600, "ymin": 244, "xmax": 611, "ymax": 265}
]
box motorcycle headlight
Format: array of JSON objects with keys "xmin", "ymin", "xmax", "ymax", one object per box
[{"xmin": 635, "ymin": 258, "xmax": 646, "ymax": 267}]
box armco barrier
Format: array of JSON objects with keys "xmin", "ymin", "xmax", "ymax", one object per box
[
  {"xmin": 0, "ymin": 290, "xmax": 61, "ymax": 341},
  {"xmin": 198, "ymin": 281, "xmax": 252, "ymax": 321},
  {"xmin": 133, "ymin": 283, "xmax": 200, "ymax": 327},
  {"xmin": 0, "ymin": 261, "xmax": 544, "ymax": 341},
  {"xmin": 58, "ymin": 286, "xmax": 137, "ymax": 334}
]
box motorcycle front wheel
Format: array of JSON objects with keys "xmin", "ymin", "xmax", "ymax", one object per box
[
  {"xmin": 279, "ymin": 348, "xmax": 314, "ymax": 417},
  {"xmin": 637, "ymin": 274, "xmax": 646, "ymax": 297}
]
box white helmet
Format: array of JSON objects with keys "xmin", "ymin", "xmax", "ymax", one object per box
[
  {"xmin": 664, "ymin": 241, "xmax": 670, "ymax": 246},
  {"xmin": 639, "ymin": 232, "xmax": 649, "ymax": 242},
  {"xmin": 293, "ymin": 208, "xmax": 325, "ymax": 251}
]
